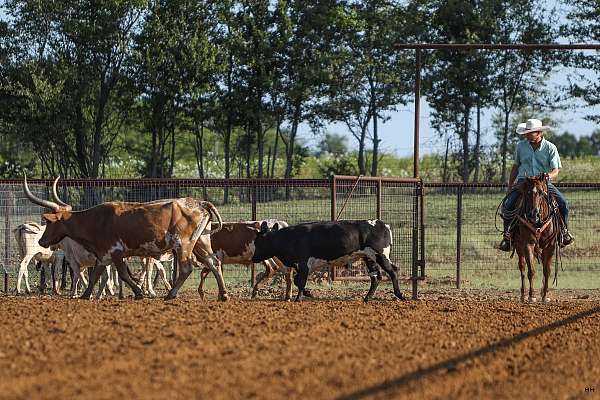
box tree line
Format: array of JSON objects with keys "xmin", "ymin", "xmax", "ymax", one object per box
[{"xmin": 0, "ymin": 0, "xmax": 598, "ymax": 187}]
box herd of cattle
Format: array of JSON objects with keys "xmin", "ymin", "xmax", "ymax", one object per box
[{"xmin": 12, "ymin": 176, "xmax": 405, "ymax": 302}]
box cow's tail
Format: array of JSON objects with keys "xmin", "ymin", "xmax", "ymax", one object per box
[{"xmin": 203, "ymin": 201, "xmax": 223, "ymax": 235}]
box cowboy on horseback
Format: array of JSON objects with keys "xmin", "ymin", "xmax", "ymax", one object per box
[{"xmin": 498, "ymin": 118, "xmax": 574, "ymax": 252}]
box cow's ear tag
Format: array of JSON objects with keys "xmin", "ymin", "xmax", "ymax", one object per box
[{"xmin": 260, "ymin": 221, "xmax": 269, "ymax": 233}]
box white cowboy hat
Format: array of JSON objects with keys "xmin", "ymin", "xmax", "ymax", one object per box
[{"xmin": 516, "ymin": 118, "xmax": 550, "ymax": 135}]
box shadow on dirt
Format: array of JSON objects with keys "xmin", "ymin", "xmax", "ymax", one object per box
[{"xmin": 338, "ymin": 305, "xmax": 600, "ymax": 400}]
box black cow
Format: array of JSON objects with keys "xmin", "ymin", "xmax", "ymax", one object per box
[{"xmin": 251, "ymin": 219, "xmax": 405, "ymax": 302}]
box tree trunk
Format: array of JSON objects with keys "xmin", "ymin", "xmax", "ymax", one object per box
[
  {"xmin": 462, "ymin": 107, "xmax": 471, "ymax": 183},
  {"xmin": 194, "ymin": 120, "xmax": 208, "ymax": 200},
  {"xmin": 271, "ymin": 115, "xmax": 281, "ymax": 178},
  {"xmin": 443, "ymin": 136, "xmax": 449, "ymax": 183},
  {"xmin": 473, "ymin": 101, "xmax": 481, "ymax": 183},
  {"xmin": 358, "ymin": 128, "xmax": 367, "ymax": 175},
  {"xmin": 284, "ymin": 102, "xmax": 301, "ymax": 179},
  {"xmin": 371, "ymin": 111, "xmax": 380, "ymax": 176},
  {"xmin": 501, "ymin": 111, "xmax": 510, "ymax": 184}
]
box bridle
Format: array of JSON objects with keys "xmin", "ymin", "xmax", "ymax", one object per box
[{"xmin": 518, "ymin": 178, "xmax": 554, "ymax": 240}]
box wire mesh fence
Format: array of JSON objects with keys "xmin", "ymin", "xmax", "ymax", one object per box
[
  {"xmin": 424, "ymin": 183, "xmax": 600, "ymax": 288},
  {"xmin": 0, "ymin": 177, "xmax": 420, "ymax": 294}
]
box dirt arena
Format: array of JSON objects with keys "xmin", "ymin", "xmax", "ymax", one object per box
[{"xmin": 1, "ymin": 288, "xmax": 599, "ymax": 400}]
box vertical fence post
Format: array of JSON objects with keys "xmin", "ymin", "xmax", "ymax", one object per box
[
  {"xmin": 4, "ymin": 192, "xmax": 14, "ymax": 293},
  {"xmin": 419, "ymin": 181, "xmax": 426, "ymax": 279},
  {"xmin": 376, "ymin": 179, "xmax": 382, "ymax": 220},
  {"xmin": 411, "ymin": 183, "xmax": 419, "ymax": 300},
  {"xmin": 251, "ymin": 183, "xmax": 257, "ymax": 221},
  {"xmin": 330, "ymin": 175, "xmax": 337, "ymax": 221},
  {"xmin": 330, "ymin": 176, "xmax": 337, "ymax": 280},
  {"xmin": 456, "ymin": 185, "xmax": 463, "ymax": 289}
]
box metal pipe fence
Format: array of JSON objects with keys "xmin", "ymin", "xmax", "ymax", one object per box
[{"xmin": 424, "ymin": 183, "xmax": 600, "ymax": 287}]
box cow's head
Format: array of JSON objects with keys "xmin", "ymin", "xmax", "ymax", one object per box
[
  {"xmin": 251, "ymin": 221, "xmax": 280, "ymax": 262},
  {"xmin": 23, "ymin": 175, "xmax": 73, "ymax": 248}
]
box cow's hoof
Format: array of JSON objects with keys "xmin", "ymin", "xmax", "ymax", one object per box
[
  {"xmin": 529, "ymin": 296, "xmax": 537, "ymax": 303},
  {"xmin": 219, "ymin": 293, "xmax": 229, "ymax": 302},
  {"xmin": 79, "ymin": 294, "xmax": 92, "ymax": 300},
  {"xmin": 197, "ymin": 291, "xmax": 205, "ymax": 300},
  {"xmin": 543, "ymin": 297, "xmax": 551, "ymax": 303},
  {"xmin": 303, "ymin": 289, "xmax": 314, "ymax": 298},
  {"xmin": 363, "ymin": 297, "xmax": 371, "ymax": 303},
  {"xmin": 134, "ymin": 293, "xmax": 144, "ymax": 300},
  {"xmin": 164, "ymin": 294, "xmax": 176, "ymax": 301}
]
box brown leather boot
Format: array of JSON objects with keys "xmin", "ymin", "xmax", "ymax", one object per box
[
  {"xmin": 498, "ymin": 233, "xmax": 512, "ymax": 252},
  {"xmin": 561, "ymin": 229, "xmax": 574, "ymax": 247}
]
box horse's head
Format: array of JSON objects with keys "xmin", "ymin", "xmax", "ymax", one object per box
[{"xmin": 520, "ymin": 175, "xmax": 550, "ymax": 225}]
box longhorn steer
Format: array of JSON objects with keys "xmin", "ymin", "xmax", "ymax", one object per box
[
  {"xmin": 251, "ymin": 219, "xmax": 405, "ymax": 302},
  {"xmin": 23, "ymin": 176, "xmax": 226, "ymax": 300},
  {"xmin": 196, "ymin": 220, "xmax": 292, "ymax": 300},
  {"xmin": 13, "ymin": 223, "xmax": 64, "ymax": 295}
]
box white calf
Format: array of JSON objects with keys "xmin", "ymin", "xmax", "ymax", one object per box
[
  {"xmin": 140, "ymin": 254, "xmax": 173, "ymax": 297},
  {"xmin": 13, "ymin": 223, "xmax": 64, "ymax": 294},
  {"xmin": 58, "ymin": 237, "xmax": 115, "ymax": 298}
]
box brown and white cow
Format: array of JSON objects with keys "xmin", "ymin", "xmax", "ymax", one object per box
[
  {"xmin": 23, "ymin": 176, "xmax": 226, "ymax": 300},
  {"xmin": 196, "ymin": 220, "xmax": 293, "ymax": 300}
]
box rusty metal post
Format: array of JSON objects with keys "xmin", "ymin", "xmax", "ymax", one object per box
[
  {"xmin": 376, "ymin": 179, "xmax": 382, "ymax": 220},
  {"xmin": 456, "ymin": 185, "xmax": 463, "ymax": 289},
  {"xmin": 3, "ymin": 192, "xmax": 14, "ymax": 293},
  {"xmin": 411, "ymin": 184, "xmax": 419, "ymax": 300},
  {"xmin": 330, "ymin": 175, "xmax": 337, "ymax": 221},
  {"xmin": 419, "ymin": 181, "xmax": 426, "ymax": 279},
  {"xmin": 251, "ymin": 184, "xmax": 257, "ymax": 221},
  {"xmin": 413, "ymin": 48, "xmax": 421, "ymax": 179}
]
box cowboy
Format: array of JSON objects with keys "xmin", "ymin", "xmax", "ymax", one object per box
[{"xmin": 498, "ymin": 118, "xmax": 574, "ymax": 252}]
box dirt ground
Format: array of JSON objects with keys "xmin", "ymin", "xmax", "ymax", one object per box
[{"xmin": 0, "ymin": 287, "xmax": 599, "ymax": 400}]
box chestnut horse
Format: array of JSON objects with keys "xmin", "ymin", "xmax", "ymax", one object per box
[{"xmin": 513, "ymin": 176, "xmax": 560, "ymax": 303}]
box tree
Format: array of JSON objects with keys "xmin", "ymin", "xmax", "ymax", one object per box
[
  {"xmin": 320, "ymin": 0, "xmax": 411, "ymax": 176},
  {"xmin": 2, "ymin": 0, "xmax": 146, "ymax": 178},
  {"xmin": 316, "ymin": 132, "xmax": 349, "ymax": 156},
  {"xmin": 561, "ymin": 0, "xmax": 600, "ymax": 124},
  {"xmin": 489, "ymin": 0, "xmax": 558, "ymax": 183},
  {"xmin": 424, "ymin": 0, "xmax": 496, "ymax": 183}
]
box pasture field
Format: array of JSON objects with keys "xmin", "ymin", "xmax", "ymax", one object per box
[{"xmin": 0, "ymin": 289, "xmax": 599, "ymax": 400}]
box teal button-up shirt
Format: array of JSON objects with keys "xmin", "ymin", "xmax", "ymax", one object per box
[{"xmin": 514, "ymin": 138, "xmax": 562, "ymax": 179}]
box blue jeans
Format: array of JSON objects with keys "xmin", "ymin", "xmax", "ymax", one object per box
[{"xmin": 502, "ymin": 180, "xmax": 569, "ymax": 232}]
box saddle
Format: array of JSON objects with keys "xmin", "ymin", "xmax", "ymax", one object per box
[{"xmin": 505, "ymin": 192, "xmax": 566, "ymax": 246}]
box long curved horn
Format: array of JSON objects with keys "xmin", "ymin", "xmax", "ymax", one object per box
[
  {"xmin": 23, "ymin": 174, "xmax": 60, "ymax": 212},
  {"xmin": 51, "ymin": 177, "xmax": 72, "ymax": 210}
]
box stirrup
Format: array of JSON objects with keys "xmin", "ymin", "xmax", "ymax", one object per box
[
  {"xmin": 498, "ymin": 237, "xmax": 512, "ymax": 252},
  {"xmin": 561, "ymin": 230, "xmax": 574, "ymax": 247}
]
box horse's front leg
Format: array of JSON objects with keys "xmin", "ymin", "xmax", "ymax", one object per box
[
  {"xmin": 517, "ymin": 249, "xmax": 526, "ymax": 302},
  {"xmin": 524, "ymin": 243, "xmax": 537, "ymax": 303},
  {"xmin": 541, "ymin": 247, "xmax": 554, "ymax": 303}
]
